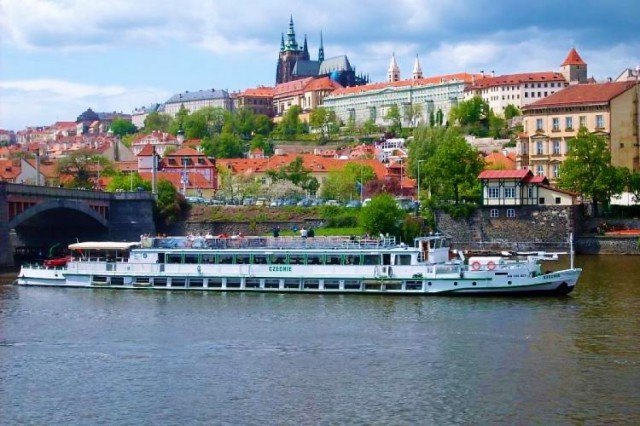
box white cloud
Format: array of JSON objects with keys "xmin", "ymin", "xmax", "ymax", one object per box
[{"xmin": 0, "ymin": 79, "xmax": 170, "ymax": 129}]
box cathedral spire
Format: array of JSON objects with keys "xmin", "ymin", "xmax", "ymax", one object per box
[
  {"xmin": 302, "ymin": 34, "xmax": 309, "ymax": 60},
  {"xmin": 388, "ymin": 52, "xmax": 400, "ymax": 82},
  {"xmin": 280, "ymin": 33, "xmax": 285, "ymax": 52},
  {"xmin": 286, "ymin": 15, "xmax": 298, "ymax": 50},
  {"xmin": 318, "ymin": 31, "xmax": 325, "ymax": 62},
  {"xmin": 412, "ymin": 54, "xmax": 423, "ymax": 80}
]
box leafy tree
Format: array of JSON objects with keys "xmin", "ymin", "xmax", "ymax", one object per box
[
  {"xmin": 202, "ymin": 133, "xmax": 245, "ymax": 159},
  {"xmin": 110, "ymin": 117, "xmax": 137, "ymax": 136},
  {"xmin": 309, "ymin": 107, "xmax": 339, "ymax": 142},
  {"xmin": 627, "ymin": 170, "xmax": 640, "ymax": 203},
  {"xmin": 429, "ymin": 110, "xmax": 436, "ymax": 127},
  {"xmin": 435, "ymin": 109, "xmax": 444, "ymax": 127},
  {"xmin": 56, "ymin": 150, "xmax": 110, "ymax": 189},
  {"xmin": 143, "ymin": 112, "xmax": 174, "ymax": 133},
  {"xmin": 404, "ymin": 103, "xmax": 423, "ymax": 127},
  {"xmin": 253, "ymin": 114, "xmax": 274, "ymax": 136},
  {"xmin": 154, "ymin": 179, "xmax": 189, "ymax": 230},
  {"xmin": 504, "ymin": 104, "xmax": 521, "ymax": 120},
  {"xmin": 319, "ymin": 163, "xmax": 375, "ymax": 201},
  {"xmin": 105, "ymin": 172, "xmax": 148, "ymax": 192},
  {"xmin": 362, "ymin": 118, "xmax": 378, "ymax": 137},
  {"xmin": 275, "ymin": 105, "xmax": 304, "ymax": 139},
  {"xmin": 422, "ymin": 128, "xmax": 484, "ymax": 204},
  {"xmin": 359, "ymin": 193, "xmax": 404, "ymax": 236},
  {"xmin": 249, "ymin": 135, "xmax": 274, "ymax": 157},
  {"xmin": 170, "ymin": 105, "xmax": 190, "ymax": 135},
  {"xmin": 558, "ymin": 128, "xmax": 626, "ymax": 217},
  {"xmin": 384, "ymin": 104, "xmax": 402, "ymax": 135},
  {"xmin": 267, "ymin": 156, "xmax": 315, "ymax": 193}
]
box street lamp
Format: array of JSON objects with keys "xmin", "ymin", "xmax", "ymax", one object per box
[
  {"xmin": 96, "ymin": 158, "xmax": 101, "ymax": 190},
  {"xmin": 417, "ymin": 159, "xmax": 426, "ymax": 203},
  {"xmin": 360, "ymin": 164, "xmax": 364, "ymax": 203}
]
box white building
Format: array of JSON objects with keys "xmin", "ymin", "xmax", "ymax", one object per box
[
  {"xmin": 464, "ymin": 48, "xmax": 589, "ymax": 116},
  {"xmin": 322, "ymin": 57, "xmax": 477, "ymax": 128},
  {"xmin": 163, "ymin": 89, "xmax": 233, "ymax": 118}
]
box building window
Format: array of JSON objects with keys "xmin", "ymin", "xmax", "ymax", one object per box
[
  {"xmin": 555, "ymin": 197, "xmax": 561, "ymax": 204},
  {"xmin": 490, "ymin": 209, "xmax": 499, "ymax": 218},
  {"xmin": 552, "ymin": 139, "xmax": 561, "ymax": 155},
  {"xmin": 553, "ymin": 163, "xmax": 560, "ymax": 178},
  {"xmin": 552, "ymin": 117, "xmax": 560, "ymax": 131},
  {"xmin": 596, "ymin": 115, "xmax": 604, "ymax": 129},
  {"xmin": 579, "ymin": 116, "xmax": 587, "ymax": 128},
  {"xmin": 488, "ymin": 187, "xmax": 500, "ymax": 198},
  {"xmin": 507, "ymin": 209, "xmax": 516, "ymax": 218},
  {"xmin": 536, "ymin": 141, "xmax": 544, "ymax": 155},
  {"xmin": 528, "ymin": 187, "xmax": 534, "ymax": 198},
  {"xmin": 536, "ymin": 118, "xmax": 543, "ymax": 131},
  {"xmin": 536, "ymin": 165, "xmax": 544, "ymax": 176},
  {"xmin": 539, "ymin": 197, "xmax": 545, "ymax": 204},
  {"xmin": 565, "ymin": 116, "xmax": 573, "ymax": 130},
  {"xmin": 504, "ymin": 187, "xmax": 516, "ymax": 198}
]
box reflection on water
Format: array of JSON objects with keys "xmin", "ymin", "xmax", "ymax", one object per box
[{"xmin": 1, "ymin": 255, "xmax": 639, "ymax": 424}]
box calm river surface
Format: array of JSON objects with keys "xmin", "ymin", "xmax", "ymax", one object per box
[{"xmin": 1, "ymin": 255, "xmax": 639, "ymax": 425}]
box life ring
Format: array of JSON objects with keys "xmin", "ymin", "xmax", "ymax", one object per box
[
  {"xmin": 471, "ymin": 261, "xmax": 481, "ymax": 271},
  {"xmin": 487, "ymin": 261, "xmax": 496, "ymax": 271}
]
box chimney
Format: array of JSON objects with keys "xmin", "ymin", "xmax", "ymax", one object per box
[{"xmin": 491, "ymin": 70, "xmax": 495, "ymax": 77}]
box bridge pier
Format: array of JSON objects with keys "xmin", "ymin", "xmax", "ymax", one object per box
[{"xmin": 0, "ymin": 184, "xmax": 12, "ymax": 268}]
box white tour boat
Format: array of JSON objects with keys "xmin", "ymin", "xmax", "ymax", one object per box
[{"xmin": 16, "ymin": 234, "xmax": 582, "ymax": 296}]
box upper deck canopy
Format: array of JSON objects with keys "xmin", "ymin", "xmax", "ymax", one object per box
[{"xmin": 68, "ymin": 242, "xmax": 140, "ymax": 251}]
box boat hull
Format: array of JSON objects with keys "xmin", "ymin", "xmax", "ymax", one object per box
[{"xmin": 16, "ymin": 266, "xmax": 580, "ymax": 296}]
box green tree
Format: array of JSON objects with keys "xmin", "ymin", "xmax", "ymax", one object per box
[
  {"xmin": 449, "ymin": 96, "xmax": 491, "ymax": 136},
  {"xmin": 359, "ymin": 193, "xmax": 404, "ymax": 236},
  {"xmin": 275, "ymin": 105, "xmax": 304, "ymax": 139},
  {"xmin": 504, "ymin": 104, "xmax": 521, "ymax": 120},
  {"xmin": 253, "ymin": 114, "xmax": 274, "ymax": 136},
  {"xmin": 143, "ymin": 111, "xmax": 174, "ymax": 133},
  {"xmin": 56, "ymin": 150, "xmax": 110, "ymax": 189},
  {"xmin": 105, "ymin": 172, "xmax": 148, "ymax": 192},
  {"xmin": 249, "ymin": 135, "xmax": 274, "ymax": 156},
  {"xmin": 435, "ymin": 109, "xmax": 444, "ymax": 127},
  {"xmin": 627, "ymin": 169, "xmax": 640, "ymax": 204},
  {"xmin": 267, "ymin": 156, "xmax": 314, "ymax": 191},
  {"xmin": 320, "ymin": 163, "xmax": 375, "ymax": 201},
  {"xmin": 110, "ymin": 117, "xmax": 137, "ymax": 136},
  {"xmin": 362, "ymin": 118, "xmax": 378, "ymax": 137},
  {"xmin": 558, "ymin": 128, "xmax": 626, "ymax": 217},
  {"xmin": 404, "ymin": 103, "xmax": 423, "ymax": 127},
  {"xmin": 202, "ymin": 133, "xmax": 245, "ymax": 159},
  {"xmin": 154, "ymin": 179, "xmax": 189, "ymax": 230},
  {"xmin": 429, "ymin": 111, "xmax": 436, "ymax": 127},
  {"xmin": 423, "ymin": 128, "xmax": 484, "ymax": 204},
  {"xmin": 385, "ymin": 104, "xmax": 402, "ymax": 135}
]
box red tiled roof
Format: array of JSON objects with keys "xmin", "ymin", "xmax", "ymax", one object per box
[
  {"xmin": 137, "ymin": 144, "xmax": 155, "ymax": 156},
  {"xmin": 467, "ymin": 72, "xmax": 566, "ymax": 90},
  {"xmin": 238, "ymin": 86, "xmax": 275, "ymax": 97},
  {"xmin": 330, "ymin": 73, "xmax": 478, "ymax": 97},
  {"xmin": 478, "ymin": 169, "xmax": 531, "ymax": 180},
  {"xmin": 484, "ymin": 152, "xmax": 516, "ymax": 170},
  {"xmin": 561, "ymin": 48, "xmax": 586, "ymax": 66},
  {"xmin": 169, "ymin": 147, "xmax": 201, "ymax": 157},
  {"xmin": 523, "ymin": 81, "xmax": 636, "ymax": 110},
  {"xmin": 305, "ymin": 76, "xmax": 342, "ymax": 91},
  {"xmin": 274, "ymin": 77, "xmax": 315, "ymax": 97}
]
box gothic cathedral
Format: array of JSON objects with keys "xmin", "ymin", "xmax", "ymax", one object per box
[{"xmin": 275, "ymin": 16, "xmax": 368, "ymax": 88}]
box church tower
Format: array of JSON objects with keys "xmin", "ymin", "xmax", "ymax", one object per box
[
  {"xmin": 388, "ymin": 53, "xmax": 400, "ymax": 82},
  {"xmin": 560, "ymin": 47, "xmax": 587, "ymax": 84},
  {"xmin": 318, "ymin": 32, "xmax": 325, "ymax": 62},
  {"xmin": 412, "ymin": 54, "xmax": 423, "ymax": 80},
  {"xmin": 275, "ymin": 16, "xmax": 305, "ymax": 84}
]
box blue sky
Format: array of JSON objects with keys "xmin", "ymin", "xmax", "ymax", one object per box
[{"xmin": 1, "ymin": 0, "xmax": 639, "ymax": 131}]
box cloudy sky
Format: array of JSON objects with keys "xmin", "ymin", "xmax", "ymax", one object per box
[{"xmin": 1, "ymin": 0, "xmax": 639, "ymax": 131}]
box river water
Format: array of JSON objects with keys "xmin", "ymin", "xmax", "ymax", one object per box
[{"xmin": 1, "ymin": 255, "xmax": 639, "ymax": 425}]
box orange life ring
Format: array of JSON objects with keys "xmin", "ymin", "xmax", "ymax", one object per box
[
  {"xmin": 487, "ymin": 261, "xmax": 496, "ymax": 270},
  {"xmin": 471, "ymin": 261, "xmax": 481, "ymax": 271}
]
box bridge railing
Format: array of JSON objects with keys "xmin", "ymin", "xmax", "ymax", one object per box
[{"xmin": 1, "ymin": 182, "xmax": 154, "ymax": 201}]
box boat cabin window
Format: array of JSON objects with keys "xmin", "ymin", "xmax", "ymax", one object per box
[
  {"xmin": 236, "ymin": 254, "xmax": 251, "ymax": 264},
  {"xmin": 218, "ymin": 254, "xmax": 234, "ymax": 264},
  {"xmin": 252, "ymin": 255, "xmax": 268, "ymax": 264},
  {"xmin": 363, "ymin": 255, "xmax": 380, "ymax": 265},
  {"xmin": 395, "ymin": 255, "xmax": 412, "ymax": 266},
  {"xmin": 326, "ymin": 255, "xmax": 342, "ymax": 265},
  {"xmin": 167, "ymin": 254, "xmax": 182, "ymax": 264},
  {"xmin": 345, "ymin": 255, "xmax": 361, "ymax": 265},
  {"xmin": 184, "ymin": 254, "xmax": 199, "ymax": 264},
  {"xmin": 289, "ymin": 254, "xmax": 304, "ymax": 265},
  {"xmin": 201, "ymin": 254, "xmax": 215, "ymax": 264},
  {"xmin": 382, "ymin": 254, "xmax": 391, "ymax": 265},
  {"xmin": 307, "ymin": 255, "xmax": 323, "ymax": 265},
  {"xmin": 270, "ymin": 254, "xmax": 287, "ymax": 265}
]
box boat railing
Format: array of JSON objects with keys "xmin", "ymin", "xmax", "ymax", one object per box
[{"xmin": 149, "ymin": 235, "xmax": 397, "ymax": 250}]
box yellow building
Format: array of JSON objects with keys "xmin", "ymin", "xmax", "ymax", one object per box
[{"xmin": 519, "ymin": 81, "xmax": 640, "ymax": 181}]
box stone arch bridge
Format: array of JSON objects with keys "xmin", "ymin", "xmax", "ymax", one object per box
[{"xmin": 0, "ymin": 182, "xmax": 155, "ymax": 267}]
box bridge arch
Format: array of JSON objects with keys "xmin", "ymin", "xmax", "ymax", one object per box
[{"xmin": 9, "ymin": 199, "xmax": 108, "ymax": 229}]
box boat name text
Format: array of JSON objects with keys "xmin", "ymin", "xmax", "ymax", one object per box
[{"xmin": 269, "ymin": 265, "xmax": 292, "ymax": 272}]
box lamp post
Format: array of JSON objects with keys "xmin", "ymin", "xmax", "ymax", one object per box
[
  {"xmin": 417, "ymin": 159, "xmax": 426, "ymax": 203},
  {"xmin": 96, "ymin": 158, "xmax": 100, "ymax": 190},
  {"xmin": 360, "ymin": 164, "xmax": 364, "ymax": 203}
]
